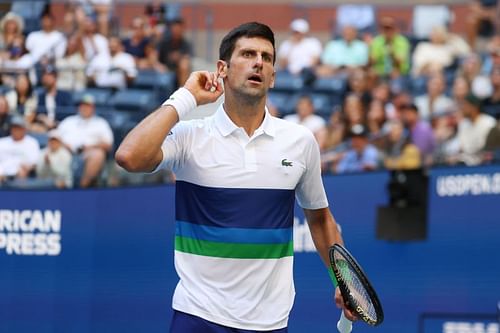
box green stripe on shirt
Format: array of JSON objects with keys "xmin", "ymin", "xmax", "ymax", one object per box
[{"xmin": 175, "ymin": 236, "xmax": 294, "ymax": 259}]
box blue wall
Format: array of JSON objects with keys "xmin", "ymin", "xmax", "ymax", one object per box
[{"xmin": 1, "ymin": 166, "xmax": 499, "ymax": 333}]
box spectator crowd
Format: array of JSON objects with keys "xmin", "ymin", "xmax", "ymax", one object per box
[{"xmin": 0, "ymin": 1, "xmax": 499, "ymax": 188}]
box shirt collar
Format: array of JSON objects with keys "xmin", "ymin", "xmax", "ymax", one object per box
[{"xmin": 214, "ymin": 103, "xmax": 276, "ymax": 138}]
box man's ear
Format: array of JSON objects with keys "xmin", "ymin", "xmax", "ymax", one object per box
[
  {"xmin": 270, "ymin": 70, "xmax": 276, "ymax": 88},
  {"xmin": 217, "ymin": 60, "xmax": 228, "ymax": 78}
]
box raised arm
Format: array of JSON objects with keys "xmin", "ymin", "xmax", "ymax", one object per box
[{"xmin": 115, "ymin": 71, "xmax": 223, "ymax": 172}]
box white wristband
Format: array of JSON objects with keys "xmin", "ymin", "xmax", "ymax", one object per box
[{"xmin": 162, "ymin": 87, "xmax": 197, "ymax": 119}]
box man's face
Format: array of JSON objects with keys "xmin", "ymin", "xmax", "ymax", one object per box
[
  {"xmin": 42, "ymin": 72, "xmax": 57, "ymax": 89},
  {"xmin": 10, "ymin": 126, "xmax": 25, "ymax": 141},
  {"xmin": 79, "ymin": 103, "xmax": 95, "ymax": 119},
  {"xmin": 343, "ymin": 26, "xmax": 357, "ymax": 43},
  {"xmin": 222, "ymin": 37, "xmax": 275, "ymax": 100},
  {"xmin": 41, "ymin": 16, "xmax": 53, "ymax": 32},
  {"xmin": 351, "ymin": 136, "xmax": 367, "ymax": 153},
  {"xmin": 296, "ymin": 97, "xmax": 314, "ymax": 119}
]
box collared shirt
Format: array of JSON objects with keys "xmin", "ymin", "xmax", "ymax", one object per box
[
  {"xmin": 336, "ymin": 144, "xmax": 379, "ymax": 173},
  {"xmin": 155, "ymin": 105, "xmax": 328, "ymax": 330},
  {"xmin": 321, "ymin": 39, "xmax": 369, "ymax": 68}
]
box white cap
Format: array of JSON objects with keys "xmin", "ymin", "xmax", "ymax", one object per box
[
  {"xmin": 48, "ymin": 129, "xmax": 62, "ymax": 141},
  {"xmin": 471, "ymin": 76, "xmax": 493, "ymax": 99},
  {"xmin": 290, "ymin": 18, "xmax": 309, "ymax": 34}
]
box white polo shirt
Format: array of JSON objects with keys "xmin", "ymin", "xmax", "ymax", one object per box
[{"xmin": 155, "ymin": 105, "xmax": 328, "ymax": 330}]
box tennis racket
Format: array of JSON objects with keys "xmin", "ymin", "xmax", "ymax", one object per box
[{"xmin": 329, "ymin": 244, "xmax": 384, "ymax": 332}]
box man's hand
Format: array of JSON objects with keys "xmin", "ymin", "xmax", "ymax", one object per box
[
  {"xmin": 184, "ymin": 71, "xmax": 224, "ymax": 106},
  {"xmin": 335, "ymin": 287, "xmax": 358, "ymax": 322}
]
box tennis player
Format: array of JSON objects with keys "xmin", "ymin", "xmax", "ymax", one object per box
[{"xmin": 116, "ymin": 21, "xmax": 356, "ymax": 332}]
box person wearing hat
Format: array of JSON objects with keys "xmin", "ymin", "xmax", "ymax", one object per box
[
  {"xmin": 57, "ymin": 94, "xmax": 113, "ymax": 187},
  {"xmin": 457, "ymin": 93, "xmax": 497, "ymax": 165},
  {"xmin": 335, "ymin": 124, "xmax": 379, "ymax": 173},
  {"xmin": 277, "ymin": 18, "xmax": 322, "ymax": 75},
  {"xmin": 157, "ymin": 17, "xmax": 193, "ymax": 87},
  {"xmin": 0, "ymin": 116, "xmax": 40, "ymax": 183},
  {"xmin": 36, "ymin": 129, "xmax": 73, "ymax": 188},
  {"xmin": 369, "ymin": 16, "xmax": 410, "ymax": 78}
]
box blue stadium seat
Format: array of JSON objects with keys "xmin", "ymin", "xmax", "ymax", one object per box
[
  {"xmin": 55, "ymin": 106, "xmax": 78, "ymax": 121},
  {"xmin": 132, "ymin": 70, "xmax": 176, "ymax": 101},
  {"xmin": 109, "ymin": 89, "xmax": 156, "ymax": 113},
  {"xmin": 272, "ymin": 71, "xmax": 305, "ymax": 93},
  {"xmin": 312, "ymin": 76, "xmax": 347, "ymax": 94},
  {"xmin": 483, "ymin": 105, "xmax": 500, "ymax": 120},
  {"xmin": 72, "ymin": 88, "xmax": 114, "ymax": 106},
  {"xmin": 267, "ymin": 91, "xmax": 293, "ymax": 115}
]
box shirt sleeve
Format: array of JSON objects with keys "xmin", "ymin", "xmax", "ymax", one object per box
[
  {"xmin": 152, "ymin": 120, "xmax": 192, "ymax": 173},
  {"xmin": 295, "ymin": 131, "xmax": 329, "ymax": 209}
]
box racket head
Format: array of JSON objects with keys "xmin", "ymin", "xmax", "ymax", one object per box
[{"xmin": 329, "ymin": 244, "xmax": 384, "ymax": 326}]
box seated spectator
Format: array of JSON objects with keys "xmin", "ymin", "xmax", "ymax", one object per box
[
  {"xmin": 283, "ymin": 95, "xmax": 326, "ymax": 138},
  {"xmin": 89, "ymin": 0, "xmax": 113, "ymax": 37},
  {"xmin": 145, "ymin": 0, "xmax": 167, "ymax": 28},
  {"xmin": 123, "ymin": 16, "xmax": 151, "ymax": 63},
  {"xmin": 481, "ymin": 36, "xmax": 500, "ymax": 74},
  {"xmin": 317, "ymin": 109, "xmax": 346, "ymax": 155},
  {"xmin": 317, "ymin": 25, "xmax": 369, "ymax": 77},
  {"xmin": 87, "ymin": 36, "xmax": 137, "ymax": 90},
  {"xmin": 336, "ymin": 124, "xmax": 379, "ymax": 173},
  {"xmin": 383, "ymin": 119, "xmax": 422, "ymax": 170},
  {"xmin": 346, "ymin": 69, "xmax": 372, "ymax": 108},
  {"xmin": 137, "ymin": 42, "xmax": 167, "ymax": 73},
  {"xmin": 336, "ymin": 4, "xmax": 376, "ymax": 37},
  {"xmin": 0, "ymin": 12, "xmax": 25, "ymax": 61},
  {"xmin": 28, "ymin": 65, "xmax": 72, "ymax": 132},
  {"xmin": 56, "ymin": 33, "xmax": 87, "ymax": 91},
  {"xmin": 81, "ymin": 15, "xmax": 109, "ymax": 62},
  {"xmin": 158, "ymin": 17, "xmax": 192, "ymax": 87},
  {"xmin": 451, "ymin": 75, "xmax": 471, "ymax": 106},
  {"xmin": 0, "ymin": 116, "xmax": 40, "ymax": 183},
  {"xmin": 366, "ymin": 99, "xmax": 388, "ymax": 148},
  {"xmin": 411, "ymin": 26, "xmax": 458, "ymax": 77},
  {"xmin": 484, "ymin": 121, "xmax": 500, "ymax": 159},
  {"xmin": 277, "ymin": 18, "xmax": 322, "ymax": 76},
  {"xmin": 415, "ymin": 73, "xmax": 455, "ymax": 121},
  {"xmin": 36, "ymin": 129, "xmax": 73, "ymax": 188},
  {"xmin": 433, "ymin": 111, "xmax": 461, "ymax": 165},
  {"xmin": 5, "ymin": 73, "xmax": 37, "ymax": 116},
  {"xmin": 58, "ymin": 94, "xmax": 113, "ymax": 187},
  {"xmin": 369, "ymin": 17, "xmax": 410, "ymax": 79},
  {"xmin": 458, "ymin": 53, "xmax": 483, "ymax": 86},
  {"xmin": 483, "ymin": 66, "xmax": 500, "ymax": 108},
  {"xmin": 465, "ymin": 0, "xmax": 498, "ymax": 49},
  {"xmin": 457, "ymin": 94, "xmax": 497, "ymax": 165},
  {"xmin": 25, "ymin": 12, "xmax": 66, "ymax": 67},
  {"xmin": 0, "ymin": 95, "xmax": 11, "ymax": 137},
  {"xmin": 400, "ymin": 103, "xmax": 436, "ymax": 165},
  {"xmin": 343, "ymin": 93, "xmax": 367, "ymax": 131}
]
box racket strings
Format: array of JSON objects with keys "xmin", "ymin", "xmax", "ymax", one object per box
[{"xmin": 335, "ymin": 256, "xmax": 378, "ymax": 322}]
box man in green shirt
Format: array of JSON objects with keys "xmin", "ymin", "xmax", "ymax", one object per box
[{"xmin": 369, "ymin": 16, "xmax": 410, "ymax": 78}]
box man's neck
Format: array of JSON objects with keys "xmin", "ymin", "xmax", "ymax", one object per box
[{"xmin": 223, "ymin": 92, "xmax": 266, "ymax": 137}]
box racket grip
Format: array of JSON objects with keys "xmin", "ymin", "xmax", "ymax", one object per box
[{"xmin": 337, "ymin": 311, "xmax": 353, "ymax": 333}]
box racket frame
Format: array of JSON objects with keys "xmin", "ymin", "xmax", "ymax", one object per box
[{"xmin": 329, "ymin": 243, "xmax": 384, "ymax": 326}]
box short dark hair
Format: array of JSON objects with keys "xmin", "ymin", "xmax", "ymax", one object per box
[
  {"xmin": 219, "ymin": 22, "xmax": 275, "ymax": 64},
  {"xmin": 401, "ymin": 103, "xmax": 418, "ymax": 113}
]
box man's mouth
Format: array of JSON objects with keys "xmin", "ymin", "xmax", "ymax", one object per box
[{"xmin": 248, "ymin": 74, "xmax": 263, "ymax": 83}]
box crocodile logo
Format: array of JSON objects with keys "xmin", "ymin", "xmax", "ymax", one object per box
[{"xmin": 281, "ymin": 159, "xmax": 293, "ymax": 167}]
